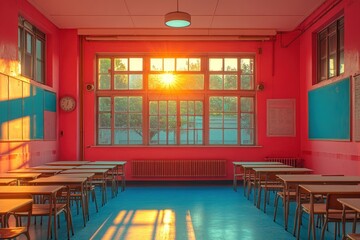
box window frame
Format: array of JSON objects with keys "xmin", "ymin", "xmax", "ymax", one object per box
[
  {"xmin": 18, "ymin": 16, "xmax": 46, "ymax": 84},
  {"xmin": 316, "ymin": 16, "xmax": 344, "ymax": 83},
  {"xmin": 96, "ymin": 54, "xmax": 256, "ymax": 146}
]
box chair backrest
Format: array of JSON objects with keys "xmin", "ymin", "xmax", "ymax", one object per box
[{"xmin": 326, "ymin": 193, "xmax": 360, "ymax": 211}]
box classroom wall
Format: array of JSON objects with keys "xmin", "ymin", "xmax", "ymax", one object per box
[
  {"xmin": 0, "ymin": 0, "xmax": 60, "ymax": 172},
  {"xmin": 299, "ymin": 0, "xmax": 360, "ymax": 175},
  {"xmin": 78, "ymin": 38, "xmax": 301, "ymax": 180}
]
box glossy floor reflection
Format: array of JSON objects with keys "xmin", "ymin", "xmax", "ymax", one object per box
[{"xmin": 20, "ymin": 182, "xmax": 358, "ymax": 239}]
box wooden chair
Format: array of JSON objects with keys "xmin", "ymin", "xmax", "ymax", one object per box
[
  {"xmin": 17, "ymin": 186, "xmax": 74, "ymax": 240},
  {"xmin": 320, "ymin": 193, "xmax": 360, "ymax": 240},
  {"xmin": 346, "ymin": 233, "xmax": 360, "ymax": 240},
  {"xmin": 0, "ymin": 194, "xmax": 33, "ymax": 240},
  {"xmin": 273, "ymin": 185, "xmax": 297, "ymax": 222},
  {"xmin": 258, "ymin": 172, "xmax": 283, "ymax": 212}
]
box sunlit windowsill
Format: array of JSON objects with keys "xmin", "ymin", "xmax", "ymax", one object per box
[{"xmin": 87, "ymin": 145, "xmax": 263, "ymax": 148}]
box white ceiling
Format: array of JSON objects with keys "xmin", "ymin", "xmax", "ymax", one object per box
[{"xmin": 27, "ymin": 0, "xmax": 327, "ymax": 37}]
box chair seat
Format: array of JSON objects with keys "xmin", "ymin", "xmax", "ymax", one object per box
[
  {"xmin": 0, "ymin": 227, "xmax": 27, "ymax": 238},
  {"xmin": 347, "ymin": 233, "xmax": 360, "ymax": 240}
]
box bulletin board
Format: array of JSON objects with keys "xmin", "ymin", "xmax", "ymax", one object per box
[
  {"xmin": 308, "ymin": 77, "xmax": 350, "ymax": 140},
  {"xmin": 267, "ymin": 99, "xmax": 296, "ymax": 137}
]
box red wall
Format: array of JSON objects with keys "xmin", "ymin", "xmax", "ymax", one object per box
[
  {"xmin": 0, "ymin": 0, "xmax": 60, "ymax": 171},
  {"xmin": 78, "ymin": 39, "xmax": 301, "ymax": 180},
  {"xmin": 299, "ymin": 0, "xmax": 360, "ymax": 175}
]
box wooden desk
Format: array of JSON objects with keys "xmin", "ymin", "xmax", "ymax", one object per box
[
  {"xmin": 297, "ymin": 184, "xmax": 360, "ymax": 240},
  {"xmin": 60, "ymin": 169, "xmax": 109, "ymax": 205},
  {"xmin": 29, "ymin": 165, "xmax": 75, "ymax": 170},
  {"xmin": 337, "ymin": 198, "xmax": 360, "ymax": 238},
  {"xmin": 276, "ymin": 175, "xmax": 360, "ymax": 231},
  {"xmin": 0, "ymin": 185, "xmax": 65, "ymax": 240},
  {"xmin": 45, "ymin": 161, "xmax": 89, "ymax": 166},
  {"xmin": 0, "ymin": 198, "xmax": 33, "ymax": 226},
  {"xmin": 86, "ymin": 161, "xmax": 127, "ymax": 191},
  {"xmin": 29, "ymin": 176, "xmax": 89, "ymax": 227},
  {"xmin": 7, "ymin": 169, "xmax": 61, "ymax": 177},
  {"xmin": 232, "ymin": 161, "xmax": 283, "ymax": 192},
  {"xmin": 0, "ymin": 179, "xmax": 17, "ymax": 186},
  {"xmin": 0, "ymin": 173, "xmax": 41, "ymax": 184},
  {"xmin": 252, "ymin": 168, "xmax": 313, "ymax": 209}
]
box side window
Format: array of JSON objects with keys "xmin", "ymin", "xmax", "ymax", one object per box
[
  {"xmin": 18, "ymin": 16, "xmax": 46, "ymax": 84},
  {"xmin": 317, "ymin": 16, "xmax": 344, "ymax": 83}
]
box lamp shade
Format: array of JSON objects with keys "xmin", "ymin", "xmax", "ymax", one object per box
[{"xmin": 165, "ymin": 11, "xmax": 191, "ymax": 28}]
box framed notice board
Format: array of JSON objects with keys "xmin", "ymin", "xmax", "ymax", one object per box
[{"xmin": 308, "ymin": 77, "xmax": 350, "ymax": 140}]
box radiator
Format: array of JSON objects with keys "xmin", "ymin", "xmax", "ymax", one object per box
[
  {"xmin": 264, "ymin": 157, "xmax": 303, "ymax": 167},
  {"xmin": 132, "ymin": 160, "xmax": 227, "ymax": 177}
]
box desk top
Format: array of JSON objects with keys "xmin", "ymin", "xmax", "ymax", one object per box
[
  {"xmin": 87, "ymin": 161, "xmax": 126, "ymax": 166},
  {"xmin": 233, "ymin": 162, "xmax": 283, "ymax": 166},
  {"xmin": 337, "ymin": 198, "xmax": 360, "ymax": 212},
  {"xmin": 8, "ymin": 169, "xmax": 61, "ymax": 174},
  {"xmin": 277, "ymin": 175, "xmax": 360, "ymax": 184},
  {"xmin": 0, "ymin": 173, "xmax": 41, "ymax": 179},
  {"xmin": 57, "ymin": 173, "xmax": 95, "ymax": 178},
  {"xmin": 0, "ymin": 185, "xmax": 64, "ymax": 195},
  {"xmin": 75, "ymin": 165, "xmax": 116, "ymax": 169},
  {"xmin": 0, "ymin": 179, "xmax": 17, "ymax": 185},
  {"xmin": 299, "ymin": 184, "xmax": 360, "ymax": 194},
  {"xmin": 30, "ymin": 165, "xmax": 75, "ymax": 170},
  {"xmin": 242, "ymin": 164, "xmax": 291, "ymax": 169},
  {"xmin": 0, "ymin": 199, "xmax": 33, "ymax": 214},
  {"xmin": 61, "ymin": 169, "xmax": 109, "ymax": 174},
  {"xmin": 252, "ymin": 167, "xmax": 313, "ymax": 173},
  {"xmin": 45, "ymin": 161, "xmax": 89, "ymax": 166},
  {"xmin": 29, "ymin": 177, "xmax": 87, "ymax": 185}
]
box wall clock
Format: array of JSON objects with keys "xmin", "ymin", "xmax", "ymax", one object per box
[{"xmin": 60, "ymin": 96, "xmax": 76, "ymax": 112}]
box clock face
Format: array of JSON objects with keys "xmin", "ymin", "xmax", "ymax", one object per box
[{"xmin": 60, "ymin": 96, "xmax": 76, "ymax": 112}]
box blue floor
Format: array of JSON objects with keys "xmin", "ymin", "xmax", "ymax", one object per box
[{"xmin": 24, "ymin": 182, "xmax": 357, "ymax": 240}]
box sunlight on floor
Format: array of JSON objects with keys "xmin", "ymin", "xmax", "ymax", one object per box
[{"xmin": 94, "ymin": 209, "xmax": 179, "ymax": 240}]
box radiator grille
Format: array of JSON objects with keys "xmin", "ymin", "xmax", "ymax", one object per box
[
  {"xmin": 265, "ymin": 157, "xmax": 303, "ymax": 167},
  {"xmin": 132, "ymin": 160, "xmax": 227, "ymax": 177}
]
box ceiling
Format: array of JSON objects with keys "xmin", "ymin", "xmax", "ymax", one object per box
[{"xmin": 27, "ymin": 0, "xmax": 327, "ymax": 37}]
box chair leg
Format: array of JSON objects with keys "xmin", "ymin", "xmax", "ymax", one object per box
[{"xmin": 273, "ymin": 194, "xmax": 280, "ymax": 222}]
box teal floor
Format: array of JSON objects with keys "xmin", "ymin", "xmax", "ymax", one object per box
[{"xmin": 24, "ymin": 182, "xmax": 357, "ymax": 240}]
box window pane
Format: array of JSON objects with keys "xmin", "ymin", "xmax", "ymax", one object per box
[
  {"xmin": 241, "ymin": 113, "xmax": 254, "ymax": 128},
  {"xmin": 148, "ymin": 74, "xmax": 204, "ymax": 90},
  {"xmin": 36, "ymin": 39, "xmax": 43, "ymax": 59},
  {"xmin": 129, "ymin": 58, "xmax": 143, "ymax": 71},
  {"xmin": 224, "ymin": 58, "xmax": 237, "ymax": 71},
  {"xmin": 98, "ymin": 74, "xmax": 110, "ymax": 90},
  {"xmin": 224, "ymin": 97, "xmax": 237, "ymax": 112},
  {"xmin": 98, "ymin": 113, "xmax": 111, "ymax": 128},
  {"xmin": 114, "ymin": 130, "xmax": 128, "ymax": 144},
  {"xmin": 241, "ymin": 97, "xmax": 254, "ymax": 112},
  {"xmin": 98, "ymin": 129, "xmax": 111, "ymax": 144},
  {"xmin": 114, "ymin": 97, "xmax": 128, "ymax": 112},
  {"xmin": 114, "ymin": 58, "xmax": 127, "ymax": 71},
  {"xmin": 209, "ymin": 58, "xmax": 223, "ymax": 71},
  {"xmin": 209, "ymin": 97, "xmax": 223, "ymax": 112},
  {"xmin": 209, "ymin": 75, "xmax": 223, "ymax": 90},
  {"xmin": 209, "ymin": 129, "xmax": 223, "ymax": 144},
  {"xmin": 176, "ymin": 58, "xmax": 188, "ymax": 71},
  {"xmin": 189, "ymin": 58, "xmax": 201, "ymax": 71},
  {"xmin": 164, "ymin": 58, "xmax": 175, "ymax": 71},
  {"xmin": 224, "ymin": 75, "xmax": 237, "ymax": 90},
  {"xmin": 114, "ymin": 74, "xmax": 128, "ymax": 89},
  {"xmin": 98, "ymin": 97, "xmax": 111, "ymax": 111},
  {"xmin": 241, "ymin": 58, "xmax": 253, "ymax": 74},
  {"xmin": 99, "ymin": 58, "xmax": 111, "ymax": 73},
  {"xmin": 240, "ymin": 75, "xmax": 254, "ymax": 90},
  {"xmin": 114, "ymin": 113, "xmax": 127, "ymax": 128},
  {"xmin": 209, "ymin": 113, "xmax": 223, "ymax": 128},
  {"xmin": 241, "ymin": 129, "xmax": 254, "ymax": 145},
  {"xmin": 224, "ymin": 113, "xmax": 237, "ymax": 128},
  {"xmin": 129, "ymin": 74, "xmax": 143, "ymax": 89},
  {"xmin": 26, "ymin": 32, "xmax": 32, "ymax": 54},
  {"xmin": 150, "ymin": 58, "xmax": 162, "ymax": 71},
  {"xmin": 224, "ymin": 129, "xmax": 237, "ymax": 144}
]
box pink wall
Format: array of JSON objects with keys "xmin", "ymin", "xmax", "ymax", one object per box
[
  {"xmin": 78, "ymin": 39, "xmax": 301, "ymax": 180},
  {"xmin": 0, "ymin": 0, "xmax": 60, "ymax": 172},
  {"xmin": 299, "ymin": 0, "xmax": 360, "ymax": 175}
]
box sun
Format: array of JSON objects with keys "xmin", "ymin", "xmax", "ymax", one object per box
[{"xmin": 161, "ymin": 73, "xmax": 176, "ymax": 88}]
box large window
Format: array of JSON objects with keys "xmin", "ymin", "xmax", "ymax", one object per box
[
  {"xmin": 18, "ymin": 16, "xmax": 46, "ymax": 84},
  {"xmin": 317, "ymin": 16, "xmax": 344, "ymax": 83},
  {"xmin": 96, "ymin": 55, "xmax": 256, "ymax": 146}
]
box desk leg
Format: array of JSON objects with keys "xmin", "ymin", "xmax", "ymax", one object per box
[{"xmin": 233, "ymin": 165, "xmax": 237, "ymax": 192}]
